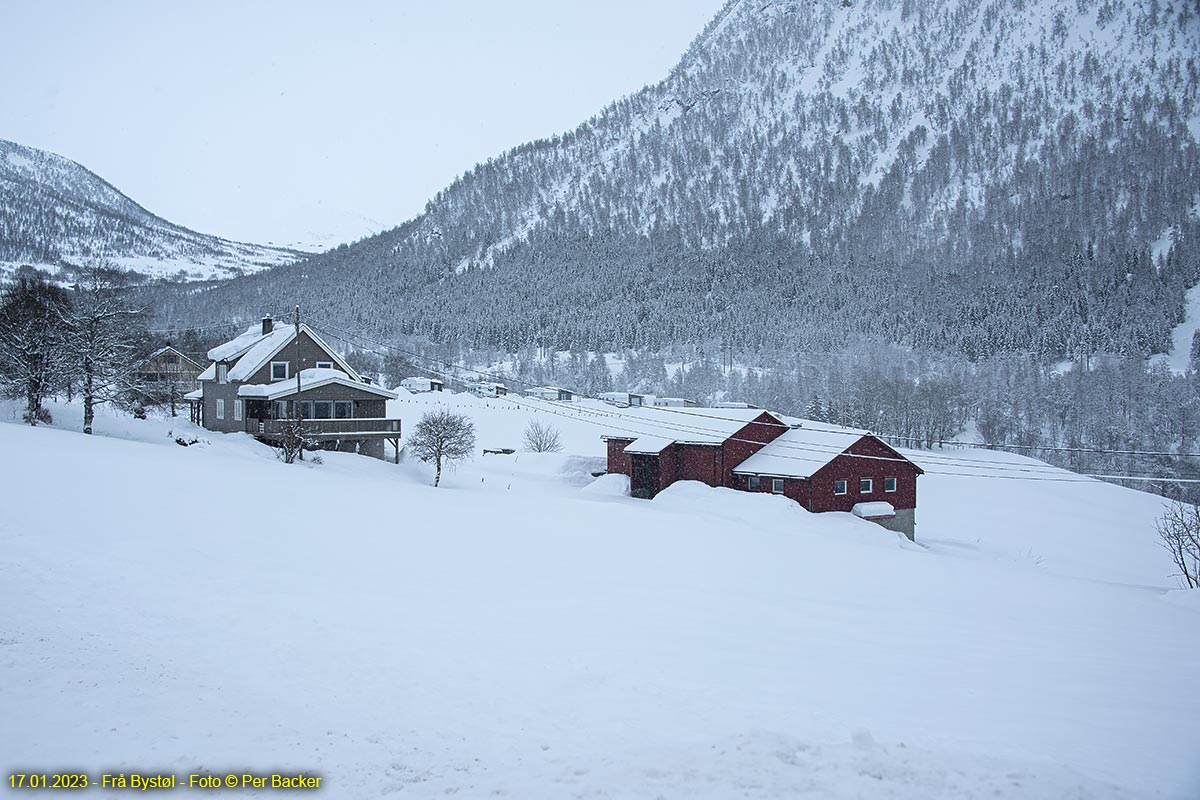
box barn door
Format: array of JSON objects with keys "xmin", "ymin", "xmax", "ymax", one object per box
[{"xmin": 630, "ymin": 454, "xmax": 659, "ymax": 499}]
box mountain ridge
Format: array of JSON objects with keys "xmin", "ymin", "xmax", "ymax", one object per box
[{"xmin": 0, "ymin": 137, "xmax": 304, "ymax": 281}]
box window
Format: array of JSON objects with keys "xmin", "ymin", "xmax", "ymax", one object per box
[
  {"xmin": 275, "ymin": 401, "xmax": 290, "ymax": 419},
  {"xmin": 165, "ymin": 354, "xmax": 178, "ymax": 365},
  {"xmin": 300, "ymin": 401, "xmax": 313, "ymax": 419},
  {"xmin": 270, "ymin": 362, "xmax": 289, "ymax": 381},
  {"xmin": 335, "ymin": 401, "xmax": 353, "ymax": 419},
  {"xmin": 233, "ymin": 400, "xmax": 243, "ymax": 421},
  {"xmin": 748, "ymin": 475, "xmax": 760, "ymax": 490},
  {"xmin": 313, "ymin": 401, "xmax": 332, "ymax": 419},
  {"xmin": 860, "ymin": 478, "xmax": 873, "ymax": 494},
  {"xmin": 217, "ymin": 364, "xmax": 228, "ymax": 384},
  {"xmin": 884, "ymin": 477, "xmax": 897, "ymax": 493},
  {"xmin": 216, "ymin": 399, "xmax": 225, "ymax": 419},
  {"xmin": 772, "ymin": 478, "xmax": 785, "ymax": 494},
  {"xmin": 315, "ymin": 361, "xmax": 334, "ymax": 370},
  {"xmin": 834, "ymin": 480, "xmax": 847, "ymax": 495}
]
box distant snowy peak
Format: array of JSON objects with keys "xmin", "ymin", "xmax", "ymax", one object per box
[{"xmin": 0, "ymin": 138, "xmax": 305, "ymax": 282}]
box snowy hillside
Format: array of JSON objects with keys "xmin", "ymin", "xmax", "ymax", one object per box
[
  {"xmin": 184, "ymin": 0, "xmax": 1200, "ymax": 365},
  {"xmin": 0, "ymin": 138, "xmax": 305, "ymax": 281},
  {"xmin": 3, "ymin": 394, "xmax": 1197, "ymax": 798}
]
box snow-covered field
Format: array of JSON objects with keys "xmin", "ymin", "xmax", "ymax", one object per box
[{"xmin": 2, "ymin": 393, "xmax": 1198, "ymax": 798}]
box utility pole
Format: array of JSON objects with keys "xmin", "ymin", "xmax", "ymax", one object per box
[{"xmin": 295, "ymin": 304, "xmax": 303, "ymax": 461}]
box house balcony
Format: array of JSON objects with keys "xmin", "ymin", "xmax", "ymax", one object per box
[{"xmin": 248, "ymin": 417, "xmax": 401, "ymax": 440}]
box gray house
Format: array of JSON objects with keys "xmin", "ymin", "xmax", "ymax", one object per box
[{"xmin": 188, "ymin": 316, "xmax": 401, "ymax": 460}]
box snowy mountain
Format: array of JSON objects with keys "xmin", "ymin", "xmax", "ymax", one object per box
[
  {"xmin": 182, "ymin": 0, "xmax": 1199, "ymax": 363},
  {"xmin": 0, "ymin": 138, "xmax": 304, "ymax": 282}
]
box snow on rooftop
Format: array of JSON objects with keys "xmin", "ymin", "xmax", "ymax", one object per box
[
  {"xmin": 623, "ymin": 435, "xmax": 674, "ymax": 455},
  {"xmin": 226, "ymin": 325, "xmax": 297, "ymax": 382},
  {"xmin": 197, "ymin": 362, "xmax": 216, "ymax": 381},
  {"xmin": 733, "ymin": 421, "xmax": 872, "ymax": 479},
  {"xmin": 603, "ymin": 405, "xmax": 777, "ymax": 445},
  {"xmin": 206, "ymin": 324, "xmax": 269, "ymax": 362},
  {"xmin": 237, "ymin": 369, "xmax": 396, "ymax": 400}
]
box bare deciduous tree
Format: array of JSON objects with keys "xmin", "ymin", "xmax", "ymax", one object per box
[
  {"xmin": 0, "ymin": 275, "xmax": 72, "ymax": 425},
  {"xmin": 523, "ymin": 419, "xmax": 563, "ymax": 453},
  {"xmin": 1157, "ymin": 500, "xmax": 1200, "ymax": 589},
  {"xmin": 61, "ymin": 267, "xmax": 148, "ymax": 434},
  {"xmin": 408, "ymin": 408, "xmax": 476, "ymax": 487}
]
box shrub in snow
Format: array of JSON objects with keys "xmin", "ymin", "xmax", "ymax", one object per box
[
  {"xmin": 1157, "ymin": 501, "xmax": 1200, "ymax": 589},
  {"xmin": 523, "ymin": 419, "xmax": 563, "ymax": 453},
  {"xmin": 276, "ymin": 420, "xmax": 319, "ymax": 464},
  {"xmin": 408, "ymin": 408, "xmax": 476, "ymax": 487}
]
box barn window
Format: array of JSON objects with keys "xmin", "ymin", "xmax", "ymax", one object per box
[
  {"xmin": 215, "ymin": 399, "xmax": 225, "ymax": 419},
  {"xmin": 885, "ymin": 477, "xmax": 897, "ymax": 492},
  {"xmin": 860, "ymin": 478, "xmax": 873, "ymax": 494},
  {"xmin": 834, "ymin": 480, "xmax": 847, "ymax": 495},
  {"xmin": 165, "ymin": 354, "xmax": 178, "ymax": 364},
  {"xmin": 748, "ymin": 476, "xmax": 760, "ymax": 490},
  {"xmin": 772, "ymin": 478, "xmax": 785, "ymax": 494},
  {"xmin": 233, "ymin": 400, "xmax": 243, "ymax": 421},
  {"xmin": 218, "ymin": 364, "xmax": 228, "ymax": 384},
  {"xmin": 271, "ymin": 362, "xmax": 289, "ymax": 381}
]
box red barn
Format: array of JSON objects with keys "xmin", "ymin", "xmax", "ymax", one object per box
[{"xmin": 602, "ymin": 410, "xmax": 924, "ymax": 540}]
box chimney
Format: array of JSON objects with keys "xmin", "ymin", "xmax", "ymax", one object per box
[{"xmin": 262, "ymin": 315, "xmax": 274, "ymax": 335}]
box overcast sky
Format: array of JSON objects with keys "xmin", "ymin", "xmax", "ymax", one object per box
[{"xmin": 1, "ymin": 1, "xmax": 725, "ymax": 248}]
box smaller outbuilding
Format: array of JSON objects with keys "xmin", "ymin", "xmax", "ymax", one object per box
[
  {"xmin": 653, "ymin": 397, "xmax": 697, "ymax": 408},
  {"xmin": 400, "ymin": 376, "xmax": 445, "ymax": 393},
  {"xmin": 599, "ymin": 391, "xmax": 646, "ymax": 407},
  {"xmin": 526, "ymin": 386, "xmax": 575, "ymax": 402},
  {"xmin": 471, "ymin": 381, "xmax": 508, "ymax": 398}
]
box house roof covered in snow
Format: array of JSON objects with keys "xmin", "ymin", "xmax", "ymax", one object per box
[
  {"xmin": 236, "ymin": 369, "xmax": 396, "ymax": 400},
  {"xmin": 732, "ymin": 421, "xmax": 919, "ymax": 479},
  {"xmin": 601, "ymin": 406, "xmax": 783, "ymax": 446},
  {"xmin": 139, "ymin": 345, "xmax": 203, "ymax": 369},
  {"xmin": 207, "ymin": 324, "xmax": 273, "ymax": 362},
  {"xmin": 183, "ymin": 388, "xmax": 203, "ymax": 401},
  {"xmin": 623, "ymin": 435, "xmax": 674, "ymax": 454},
  {"xmin": 200, "ymin": 323, "xmax": 360, "ymax": 384}
]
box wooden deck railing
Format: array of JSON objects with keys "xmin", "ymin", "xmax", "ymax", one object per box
[{"xmin": 249, "ymin": 418, "xmax": 401, "ymax": 438}]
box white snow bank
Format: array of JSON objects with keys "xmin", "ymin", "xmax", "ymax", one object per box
[
  {"xmin": 581, "ymin": 472, "xmax": 630, "ymax": 496},
  {"xmin": 853, "ymin": 501, "xmax": 896, "ymax": 518},
  {"xmin": 4, "ymin": 399, "xmax": 1199, "ymax": 797}
]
